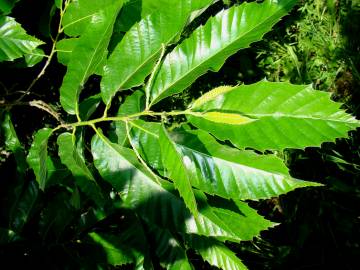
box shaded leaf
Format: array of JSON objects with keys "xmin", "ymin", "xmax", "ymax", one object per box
[
  {"xmin": 91, "ymin": 132, "xmax": 243, "ymax": 242},
  {"xmin": 27, "ymin": 128, "xmax": 53, "ymax": 190},
  {"xmin": 78, "ymin": 93, "xmax": 102, "ymax": 121},
  {"xmin": 0, "ymin": 0, "xmax": 20, "ymax": 14},
  {"xmin": 149, "ymin": 0, "xmax": 297, "ymax": 105},
  {"xmin": 57, "ymin": 132, "xmax": 105, "ymax": 206}
]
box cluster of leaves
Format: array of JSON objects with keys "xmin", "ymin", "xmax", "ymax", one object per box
[{"xmin": 0, "ymin": 0, "xmax": 359, "ymax": 269}]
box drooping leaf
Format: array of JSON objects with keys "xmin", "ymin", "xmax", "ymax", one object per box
[
  {"xmin": 189, "ymin": 81, "xmax": 360, "ymax": 151},
  {"xmin": 159, "ymin": 125, "xmax": 198, "ymax": 215},
  {"xmin": 149, "ymin": 224, "xmax": 193, "ymax": 270},
  {"xmin": 27, "ymin": 128, "xmax": 53, "ymax": 190},
  {"xmin": 60, "ymin": 1, "xmax": 122, "ymax": 115},
  {"xmin": 129, "ymin": 121, "xmax": 320, "ymax": 200},
  {"xmin": 186, "ymin": 236, "xmax": 247, "ymax": 270},
  {"xmin": 0, "ymin": 16, "xmax": 44, "ymax": 62},
  {"xmin": 148, "ymin": 0, "xmax": 297, "ymax": 105},
  {"xmin": 1, "ymin": 112, "xmax": 26, "ymax": 176},
  {"xmin": 91, "ymin": 132, "xmax": 243, "ymax": 242},
  {"xmin": 57, "ymin": 132, "xmax": 105, "ymax": 206},
  {"xmin": 100, "ymin": 0, "xmax": 214, "ymax": 106},
  {"xmin": 10, "ymin": 180, "xmax": 39, "ymax": 232},
  {"xmin": 78, "ymin": 93, "xmax": 102, "ymax": 120}
]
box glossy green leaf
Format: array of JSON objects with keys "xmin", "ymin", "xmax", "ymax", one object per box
[
  {"xmin": 114, "ymin": 90, "xmax": 144, "ymax": 145},
  {"xmin": 149, "ymin": 0, "xmax": 296, "ymax": 105},
  {"xmin": 60, "ymin": 1, "xmax": 122, "ymax": 115},
  {"xmin": 129, "ymin": 121, "xmax": 319, "ymax": 200},
  {"xmin": 0, "ymin": 228, "xmax": 20, "ymax": 244},
  {"xmin": 0, "ymin": 16, "xmax": 44, "ymax": 62},
  {"xmin": 159, "ymin": 125, "xmax": 198, "ymax": 215},
  {"xmin": 27, "ymin": 128, "xmax": 53, "ymax": 190},
  {"xmin": 91, "ymin": 132, "xmax": 243, "ymax": 242},
  {"xmin": 186, "ymin": 236, "xmax": 247, "ymax": 270},
  {"xmin": 57, "ymin": 132, "xmax": 105, "ymax": 206},
  {"xmin": 189, "ymin": 81, "xmax": 360, "ymax": 151},
  {"xmin": 24, "ymin": 48, "xmax": 44, "ymax": 67},
  {"xmin": 56, "ymin": 38, "xmax": 77, "ymax": 65},
  {"xmin": 62, "ymin": 0, "xmax": 119, "ymax": 36},
  {"xmin": 56, "ymin": 37, "xmax": 106, "ymax": 75},
  {"xmin": 100, "ymin": 0, "xmax": 214, "ymax": 105},
  {"xmin": 128, "ymin": 120, "xmax": 163, "ymax": 172}
]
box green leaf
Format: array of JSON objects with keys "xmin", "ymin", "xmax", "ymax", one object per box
[
  {"xmin": 57, "ymin": 132, "xmax": 105, "ymax": 206},
  {"xmin": 148, "ymin": 0, "xmax": 297, "ymax": 105},
  {"xmin": 56, "ymin": 38, "xmax": 77, "ymax": 65},
  {"xmin": 60, "ymin": 1, "xmax": 122, "ymax": 115},
  {"xmin": 10, "ymin": 180, "xmax": 39, "ymax": 232},
  {"xmin": 54, "ymin": 0, "xmax": 62, "ymax": 9},
  {"xmin": 159, "ymin": 125, "xmax": 198, "ymax": 215},
  {"xmin": 129, "ymin": 121, "xmax": 320, "ymax": 200},
  {"xmin": 62, "ymin": 0, "xmax": 120, "ymax": 36},
  {"xmin": 0, "ymin": 16, "xmax": 44, "ymax": 62},
  {"xmin": 24, "ymin": 48, "xmax": 44, "ymax": 67},
  {"xmin": 78, "ymin": 93, "xmax": 102, "ymax": 121},
  {"xmin": 100, "ymin": 0, "xmax": 214, "ymax": 105},
  {"xmin": 149, "ymin": 225, "xmax": 193, "ymax": 270},
  {"xmin": 87, "ymin": 232, "xmax": 135, "ymax": 266},
  {"xmin": 27, "ymin": 128, "xmax": 53, "ymax": 190},
  {"xmin": 91, "ymin": 132, "xmax": 243, "ymax": 242},
  {"xmin": 186, "ymin": 236, "xmax": 247, "ymax": 270},
  {"xmin": 0, "ymin": 0, "xmax": 20, "ymax": 15},
  {"xmin": 128, "ymin": 120, "xmax": 163, "ymax": 172},
  {"xmin": 189, "ymin": 81, "xmax": 360, "ymax": 151},
  {"xmin": 114, "ymin": 90, "xmax": 144, "ymax": 145}
]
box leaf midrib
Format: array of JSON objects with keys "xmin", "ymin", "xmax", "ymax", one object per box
[{"xmin": 151, "ymin": 2, "xmax": 291, "ymax": 104}]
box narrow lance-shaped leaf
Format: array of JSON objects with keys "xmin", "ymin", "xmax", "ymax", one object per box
[
  {"xmin": 149, "ymin": 0, "xmax": 297, "ymax": 105},
  {"xmin": 149, "ymin": 224, "xmax": 193, "ymax": 270},
  {"xmin": 57, "ymin": 132, "xmax": 105, "ymax": 207},
  {"xmin": 188, "ymin": 81, "xmax": 360, "ymax": 151},
  {"xmin": 129, "ymin": 120, "xmax": 320, "ymax": 200},
  {"xmin": 91, "ymin": 132, "xmax": 244, "ymax": 242},
  {"xmin": 0, "ymin": 16, "xmax": 44, "ymax": 62},
  {"xmin": 27, "ymin": 128, "xmax": 53, "ymax": 190},
  {"xmin": 100, "ymin": 0, "xmax": 214, "ymax": 106},
  {"xmin": 60, "ymin": 1, "xmax": 122, "ymax": 115},
  {"xmin": 159, "ymin": 125, "xmax": 198, "ymax": 215}
]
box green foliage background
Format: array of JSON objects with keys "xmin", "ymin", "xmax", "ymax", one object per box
[{"xmin": 0, "ymin": 0, "xmax": 359, "ymax": 269}]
